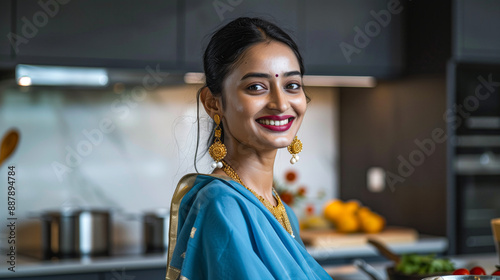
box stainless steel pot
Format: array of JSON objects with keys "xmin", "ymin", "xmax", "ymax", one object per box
[
  {"xmin": 143, "ymin": 208, "xmax": 169, "ymax": 254},
  {"xmin": 41, "ymin": 208, "xmax": 111, "ymax": 259}
]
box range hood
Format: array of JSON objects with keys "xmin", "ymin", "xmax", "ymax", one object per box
[
  {"xmin": 184, "ymin": 72, "xmax": 376, "ymax": 88},
  {"xmin": 15, "ymin": 64, "xmax": 186, "ymax": 88},
  {"xmin": 15, "ymin": 65, "xmax": 376, "ymax": 88}
]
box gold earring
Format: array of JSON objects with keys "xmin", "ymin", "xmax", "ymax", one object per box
[
  {"xmin": 287, "ymin": 136, "xmax": 303, "ymax": 164},
  {"xmin": 209, "ymin": 114, "xmax": 227, "ymax": 169}
]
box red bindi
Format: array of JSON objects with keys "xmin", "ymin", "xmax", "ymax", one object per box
[{"xmin": 275, "ymin": 74, "xmax": 279, "ymax": 77}]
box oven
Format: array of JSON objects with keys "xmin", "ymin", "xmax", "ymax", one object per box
[{"xmin": 448, "ymin": 61, "xmax": 500, "ymax": 254}]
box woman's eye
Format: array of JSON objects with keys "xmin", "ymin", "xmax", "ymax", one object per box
[
  {"xmin": 286, "ymin": 83, "xmax": 301, "ymax": 90},
  {"xmin": 247, "ymin": 84, "xmax": 265, "ymax": 91}
]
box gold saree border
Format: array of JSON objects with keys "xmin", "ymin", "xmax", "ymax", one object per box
[{"xmin": 165, "ymin": 173, "xmax": 233, "ymax": 280}]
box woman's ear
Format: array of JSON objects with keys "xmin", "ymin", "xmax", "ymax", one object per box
[{"xmin": 200, "ymin": 86, "xmax": 222, "ymax": 118}]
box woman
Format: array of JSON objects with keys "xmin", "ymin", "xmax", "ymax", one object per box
[{"xmin": 166, "ymin": 17, "xmax": 331, "ymax": 280}]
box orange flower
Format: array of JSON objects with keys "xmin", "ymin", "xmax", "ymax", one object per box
[
  {"xmin": 280, "ymin": 192, "xmax": 294, "ymax": 205},
  {"xmin": 285, "ymin": 170, "xmax": 297, "ymax": 183},
  {"xmin": 297, "ymin": 186, "xmax": 307, "ymax": 196},
  {"xmin": 306, "ymin": 204, "xmax": 315, "ymax": 215}
]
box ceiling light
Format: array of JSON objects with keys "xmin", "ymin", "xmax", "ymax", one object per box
[
  {"xmin": 17, "ymin": 76, "xmax": 32, "ymax": 86},
  {"xmin": 16, "ymin": 64, "xmax": 109, "ymax": 87}
]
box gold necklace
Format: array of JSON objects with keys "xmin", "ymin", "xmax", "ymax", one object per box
[{"xmin": 221, "ymin": 160, "xmax": 294, "ymax": 237}]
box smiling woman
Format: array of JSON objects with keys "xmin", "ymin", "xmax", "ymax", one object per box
[{"xmin": 165, "ymin": 17, "xmax": 331, "ymax": 280}]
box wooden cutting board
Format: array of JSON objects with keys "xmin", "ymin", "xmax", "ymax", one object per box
[{"xmin": 300, "ymin": 226, "xmax": 418, "ymax": 248}]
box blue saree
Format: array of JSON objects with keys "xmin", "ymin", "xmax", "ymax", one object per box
[{"xmin": 166, "ymin": 173, "xmax": 332, "ymax": 280}]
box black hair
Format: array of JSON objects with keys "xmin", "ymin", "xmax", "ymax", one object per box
[{"xmin": 194, "ymin": 17, "xmax": 308, "ymax": 173}]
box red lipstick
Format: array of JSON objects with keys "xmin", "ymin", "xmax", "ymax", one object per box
[{"xmin": 256, "ymin": 115, "xmax": 295, "ymax": 132}]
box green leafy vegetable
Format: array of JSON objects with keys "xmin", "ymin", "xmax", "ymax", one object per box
[{"xmin": 395, "ymin": 254, "xmax": 455, "ymax": 275}]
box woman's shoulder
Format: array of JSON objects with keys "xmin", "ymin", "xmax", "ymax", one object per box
[
  {"xmin": 184, "ymin": 174, "xmax": 254, "ymax": 225},
  {"xmin": 195, "ymin": 174, "xmax": 246, "ymax": 202},
  {"xmin": 178, "ymin": 173, "xmax": 245, "ymax": 205},
  {"xmin": 177, "ymin": 172, "xmax": 232, "ymax": 186}
]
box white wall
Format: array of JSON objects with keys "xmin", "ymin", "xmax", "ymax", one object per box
[{"xmin": 0, "ymin": 83, "xmax": 338, "ymax": 253}]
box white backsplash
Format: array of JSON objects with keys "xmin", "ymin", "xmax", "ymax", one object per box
[{"xmin": 0, "ymin": 84, "xmax": 338, "ymax": 252}]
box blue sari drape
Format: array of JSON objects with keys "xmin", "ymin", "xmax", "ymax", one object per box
[{"xmin": 166, "ymin": 173, "xmax": 332, "ymax": 280}]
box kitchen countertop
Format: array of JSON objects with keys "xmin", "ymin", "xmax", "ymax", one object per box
[
  {"xmin": 308, "ymin": 235, "xmax": 448, "ymax": 260},
  {"xmin": 1, "ymin": 252, "xmax": 168, "ymax": 278},
  {"xmin": 324, "ymin": 253, "xmax": 499, "ymax": 280},
  {"xmin": 0, "ymin": 236, "xmax": 455, "ymax": 278}
]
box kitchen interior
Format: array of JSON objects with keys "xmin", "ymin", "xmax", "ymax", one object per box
[{"xmin": 1, "ymin": 0, "xmax": 500, "ymax": 279}]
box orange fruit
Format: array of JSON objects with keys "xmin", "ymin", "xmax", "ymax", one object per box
[
  {"xmin": 336, "ymin": 214, "xmax": 360, "ymax": 233},
  {"xmin": 357, "ymin": 206, "xmax": 372, "ymax": 219},
  {"xmin": 323, "ymin": 199, "xmax": 344, "ymax": 223},
  {"xmin": 359, "ymin": 212, "xmax": 385, "ymax": 233},
  {"xmin": 343, "ymin": 200, "xmax": 361, "ymax": 214}
]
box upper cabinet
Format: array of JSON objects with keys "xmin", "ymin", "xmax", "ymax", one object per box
[
  {"xmin": 14, "ymin": 0, "xmax": 178, "ymax": 69},
  {"xmin": 183, "ymin": 0, "xmax": 300, "ymax": 72},
  {"xmin": 183, "ymin": 0, "xmax": 404, "ymax": 77},
  {"xmin": 0, "ymin": 1, "xmax": 13, "ymax": 67},
  {"xmin": 2, "ymin": 0, "xmax": 405, "ymax": 77},
  {"xmin": 302, "ymin": 0, "xmax": 404, "ymax": 77},
  {"xmin": 454, "ymin": 0, "xmax": 500, "ymax": 62}
]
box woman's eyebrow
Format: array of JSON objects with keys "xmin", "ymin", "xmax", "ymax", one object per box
[
  {"xmin": 240, "ymin": 72, "xmax": 271, "ymax": 80},
  {"xmin": 241, "ymin": 71, "xmax": 301, "ymax": 81},
  {"xmin": 284, "ymin": 71, "xmax": 301, "ymax": 77}
]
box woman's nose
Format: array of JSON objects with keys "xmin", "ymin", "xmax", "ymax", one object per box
[{"xmin": 267, "ymin": 87, "xmax": 289, "ymax": 112}]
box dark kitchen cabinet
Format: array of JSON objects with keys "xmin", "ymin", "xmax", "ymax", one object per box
[
  {"xmin": 5, "ymin": 0, "xmax": 406, "ymax": 77},
  {"xmin": 103, "ymin": 268, "xmax": 165, "ymax": 279},
  {"xmin": 183, "ymin": 0, "xmax": 300, "ymax": 72},
  {"xmin": 454, "ymin": 0, "xmax": 500, "ymax": 62},
  {"xmin": 339, "ymin": 76, "xmax": 448, "ymax": 237},
  {"xmin": 184, "ymin": 0, "xmax": 404, "ymax": 77},
  {"xmin": 14, "ymin": 273, "xmax": 100, "ymax": 280},
  {"xmin": 446, "ymin": 62, "xmax": 500, "ymax": 255},
  {"xmin": 450, "ymin": 0, "xmax": 500, "ymax": 253},
  {"xmin": 0, "ymin": 0, "xmax": 13, "ymax": 67},
  {"xmin": 15, "ymin": 0, "xmax": 178, "ymax": 69},
  {"xmin": 302, "ymin": 0, "xmax": 404, "ymax": 77}
]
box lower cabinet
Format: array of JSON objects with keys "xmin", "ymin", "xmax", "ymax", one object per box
[
  {"xmin": 14, "ymin": 267, "xmax": 166, "ymax": 280},
  {"xmin": 16, "ymin": 273, "xmax": 100, "ymax": 280},
  {"xmin": 103, "ymin": 268, "xmax": 166, "ymax": 280}
]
